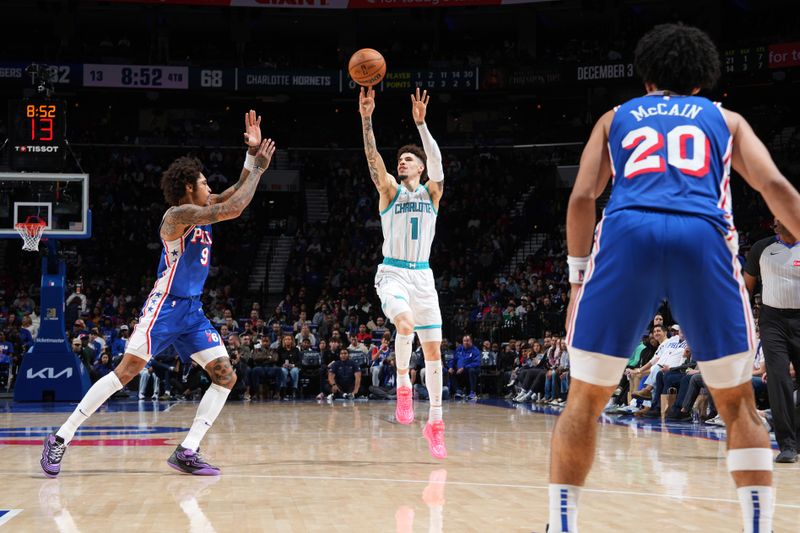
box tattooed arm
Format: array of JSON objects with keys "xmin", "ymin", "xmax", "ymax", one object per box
[
  {"xmin": 358, "ymin": 87, "xmax": 397, "ymax": 201},
  {"xmin": 160, "ymin": 138, "xmax": 276, "ymax": 240}
]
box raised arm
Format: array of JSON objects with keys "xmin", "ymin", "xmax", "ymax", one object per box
[
  {"xmin": 725, "ymin": 109, "xmax": 800, "ymax": 239},
  {"xmin": 411, "ymin": 88, "xmax": 444, "ymax": 202},
  {"xmin": 210, "ymin": 109, "xmax": 262, "ymax": 205},
  {"xmin": 359, "ymin": 87, "xmax": 397, "ymax": 200},
  {"xmin": 161, "ymin": 138, "xmax": 275, "ymax": 239}
]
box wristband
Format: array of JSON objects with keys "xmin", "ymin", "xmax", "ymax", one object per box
[
  {"xmin": 567, "ymin": 255, "xmax": 590, "ymax": 284},
  {"xmin": 244, "ymin": 152, "xmax": 256, "ymax": 171}
]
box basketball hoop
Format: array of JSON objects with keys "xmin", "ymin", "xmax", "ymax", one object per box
[{"xmin": 14, "ymin": 216, "xmax": 47, "ymax": 252}]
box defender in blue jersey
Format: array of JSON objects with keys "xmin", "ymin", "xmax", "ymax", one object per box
[
  {"xmin": 546, "ymin": 25, "xmax": 800, "ymax": 533},
  {"xmin": 42, "ymin": 111, "xmax": 276, "ymax": 477}
]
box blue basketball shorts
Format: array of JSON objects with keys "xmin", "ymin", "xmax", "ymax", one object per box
[
  {"xmin": 127, "ymin": 294, "xmax": 227, "ymax": 367},
  {"xmin": 566, "ymin": 209, "xmax": 756, "ymax": 387}
]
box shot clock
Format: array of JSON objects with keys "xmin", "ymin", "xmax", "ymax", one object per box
[{"xmin": 8, "ymin": 99, "xmax": 66, "ymax": 171}]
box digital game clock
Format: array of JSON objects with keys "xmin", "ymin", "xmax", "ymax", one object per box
[{"xmin": 8, "ymin": 99, "xmax": 66, "ymax": 171}]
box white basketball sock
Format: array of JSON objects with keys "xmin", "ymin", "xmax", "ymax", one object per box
[
  {"xmin": 181, "ymin": 384, "xmax": 230, "ymax": 451},
  {"xmin": 395, "ymin": 333, "xmax": 414, "ymax": 388},
  {"xmin": 427, "ymin": 359, "xmax": 443, "ymax": 422},
  {"xmin": 737, "ymin": 486, "xmax": 774, "ymax": 533},
  {"xmin": 548, "ymin": 484, "xmax": 580, "ymax": 533},
  {"xmin": 56, "ymin": 372, "xmax": 122, "ymax": 444}
]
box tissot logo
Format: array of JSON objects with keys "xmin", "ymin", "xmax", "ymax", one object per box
[
  {"xmin": 26, "ymin": 367, "xmax": 73, "ymax": 379},
  {"xmin": 14, "ymin": 145, "xmax": 60, "ymax": 153}
]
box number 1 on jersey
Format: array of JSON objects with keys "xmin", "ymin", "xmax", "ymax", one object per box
[{"xmin": 410, "ymin": 217, "xmax": 419, "ymax": 240}]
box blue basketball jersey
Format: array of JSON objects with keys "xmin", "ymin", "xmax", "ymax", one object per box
[
  {"xmin": 129, "ymin": 221, "xmax": 221, "ymax": 360},
  {"xmin": 606, "ymin": 93, "xmax": 733, "ymax": 230},
  {"xmin": 154, "ymin": 224, "xmax": 212, "ymax": 298}
]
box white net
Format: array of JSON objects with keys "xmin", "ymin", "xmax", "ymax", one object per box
[{"xmin": 14, "ymin": 219, "xmax": 47, "ymax": 252}]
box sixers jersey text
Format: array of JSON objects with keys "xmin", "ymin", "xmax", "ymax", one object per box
[
  {"xmin": 605, "ymin": 93, "xmax": 734, "ymax": 231},
  {"xmin": 154, "ymin": 224, "xmax": 213, "ymax": 298}
]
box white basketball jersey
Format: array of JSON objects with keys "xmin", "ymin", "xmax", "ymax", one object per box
[{"xmin": 380, "ymin": 184, "xmax": 438, "ymax": 264}]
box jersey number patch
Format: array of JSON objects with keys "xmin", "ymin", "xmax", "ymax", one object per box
[
  {"xmin": 200, "ymin": 247, "xmax": 209, "ymax": 266},
  {"xmin": 410, "ymin": 217, "xmax": 419, "ymax": 240},
  {"xmin": 622, "ymin": 125, "xmax": 710, "ymax": 179}
]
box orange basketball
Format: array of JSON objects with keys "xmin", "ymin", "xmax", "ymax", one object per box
[{"xmin": 348, "ymin": 48, "xmax": 386, "ymax": 87}]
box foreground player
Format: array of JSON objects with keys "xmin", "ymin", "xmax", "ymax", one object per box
[
  {"xmin": 41, "ymin": 111, "xmax": 276, "ymax": 477},
  {"xmin": 549, "ymin": 24, "xmax": 800, "ymax": 532},
  {"xmin": 359, "ymin": 87, "xmax": 447, "ymax": 458}
]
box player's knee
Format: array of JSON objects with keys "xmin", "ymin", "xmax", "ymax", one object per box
[
  {"xmin": 114, "ymin": 356, "xmax": 147, "ymax": 385},
  {"xmin": 208, "ymin": 357, "xmax": 237, "ymax": 389},
  {"xmin": 395, "ymin": 319, "xmax": 414, "ymax": 336}
]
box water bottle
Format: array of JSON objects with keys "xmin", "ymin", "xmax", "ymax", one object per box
[{"xmin": 691, "ymin": 408, "xmax": 700, "ymax": 424}]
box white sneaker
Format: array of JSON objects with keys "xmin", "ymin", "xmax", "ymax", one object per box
[{"xmin": 705, "ymin": 415, "xmax": 725, "ymax": 426}]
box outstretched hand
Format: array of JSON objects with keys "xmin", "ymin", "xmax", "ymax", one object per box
[
  {"xmin": 411, "ymin": 87, "xmax": 430, "ymax": 125},
  {"xmin": 253, "ymin": 138, "xmax": 276, "ymax": 172},
  {"xmin": 359, "ymin": 87, "xmax": 376, "ymax": 118},
  {"xmin": 243, "ymin": 109, "xmax": 262, "ymax": 147}
]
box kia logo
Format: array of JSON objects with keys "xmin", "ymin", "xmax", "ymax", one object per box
[{"xmin": 26, "ymin": 368, "xmax": 73, "ymax": 379}]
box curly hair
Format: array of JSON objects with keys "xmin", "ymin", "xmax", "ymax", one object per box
[
  {"xmin": 634, "ymin": 23, "xmax": 721, "ymax": 95},
  {"xmin": 160, "ymin": 156, "xmax": 203, "ymax": 206},
  {"xmin": 397, "ymin": 144, "xmax": 427, "ymax": 180}
]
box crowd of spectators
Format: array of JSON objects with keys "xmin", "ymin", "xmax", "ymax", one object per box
[{"xmin": 0, "ymin": 126, "xmax": 787, "ymax": 412}]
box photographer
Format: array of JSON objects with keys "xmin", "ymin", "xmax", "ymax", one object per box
[{"xmin": 327, "ymin": 348, "xmax": 362, "ymax": 400}]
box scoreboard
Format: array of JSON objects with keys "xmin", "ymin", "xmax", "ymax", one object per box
[
  {"xmin": 8, "ymin": 99, "xmax": 66, "ymax": 172},
  {"xmin": 723, "ymin": 46, "xmax": 768, "ymax": 74}
]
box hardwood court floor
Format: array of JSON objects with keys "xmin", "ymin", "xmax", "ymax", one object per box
[{"xmin": 0, "ymin": 399, "xmax": 798, "ymax": 532}]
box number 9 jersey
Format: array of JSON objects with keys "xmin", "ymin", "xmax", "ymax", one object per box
[
  {"xmin": 126, "ymin": 223, "xmax": 226, "ymax": 368},
  {"xmin": 605, "ymin": 93, "xmax": 734, "ymax": 231}
]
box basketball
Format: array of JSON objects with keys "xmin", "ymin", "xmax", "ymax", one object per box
[{"xmin": 348, "ymin": 48, "xmax": 386, "ymax": 87}]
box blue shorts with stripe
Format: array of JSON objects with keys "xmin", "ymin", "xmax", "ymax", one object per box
[
  {"xmin": 127, "ymin": 294, "xmax": 226, "ymax": 367},
  {"xmin": 567, "ymin": 209, "xmax": 756, "ymax": 362}
]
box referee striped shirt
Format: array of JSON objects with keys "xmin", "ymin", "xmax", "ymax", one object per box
[{"xmin": 744, "ymin": 236, "xmax": 800, "ymax": 309}]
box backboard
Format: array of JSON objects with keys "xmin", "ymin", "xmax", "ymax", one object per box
[{"xmin": 0, "ymin": 172, "xmax": 90, "ymax": 240}]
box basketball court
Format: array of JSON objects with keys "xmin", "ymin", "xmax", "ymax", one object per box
[{"xmin": 0, "ymin": 400, "xmax": 798, "ymax": 531}]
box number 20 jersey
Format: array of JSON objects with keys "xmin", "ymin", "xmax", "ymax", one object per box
[{"xmin": 605, "ymin": 93, "xmax": 734, "ymax": 230}]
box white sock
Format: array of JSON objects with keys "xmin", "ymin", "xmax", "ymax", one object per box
[
  {"xmin": 395, "ymin": 333, "xmax": 414, "ymax": 388},
  {"xmin": 548, "ymin": 484, "xmax": 580, "ymax": 533},
  {"xmin": 737, "ymin": 486, "xmax": 773, "ymax": 533},
  {"xmin": 56, "ymin": 372, "xmax": 122, "ymax": 444},
  {"xmin": 427, "ymin": 359, "xmax": 443, "ymax": 422},
  {"xmin": 181, "ymin": 383, "xmax": 230, "ymax": 451}
]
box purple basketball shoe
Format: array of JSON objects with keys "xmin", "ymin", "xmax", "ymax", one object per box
[
  {"xmin": 41, "ymin": 433, "xmax": 68, "ymax": 478},
  {"xmin": 167, "ymin": 445, "xmax": 220, "ymax": 476}
]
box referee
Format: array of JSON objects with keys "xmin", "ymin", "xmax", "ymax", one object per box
[{"xmin": 744, "ymin": 218, "xmax": 800, "ymax": 463}]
